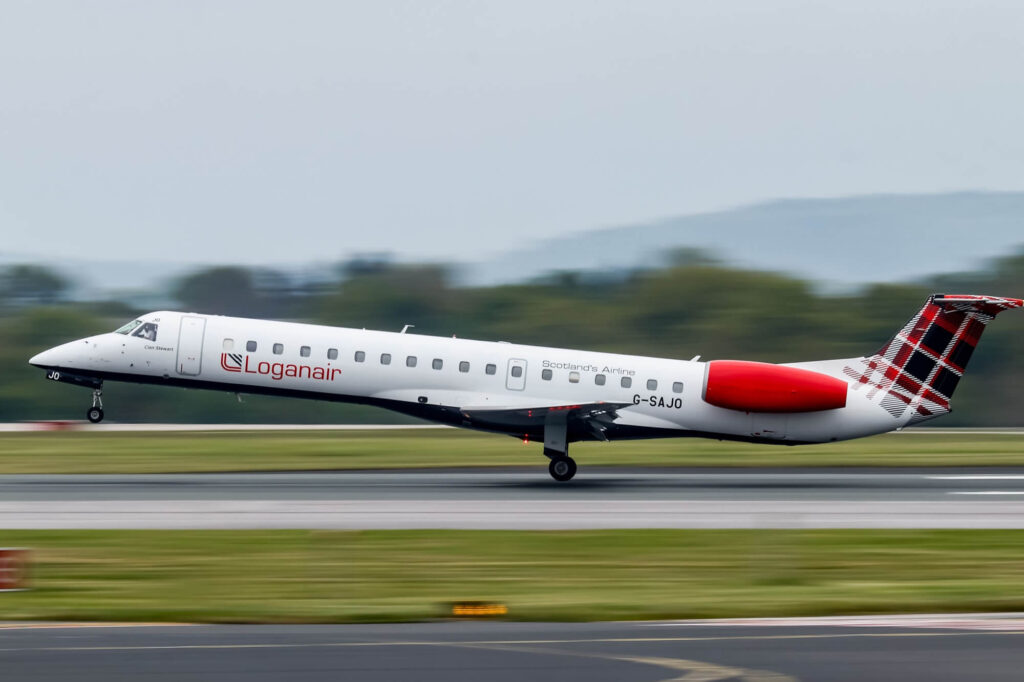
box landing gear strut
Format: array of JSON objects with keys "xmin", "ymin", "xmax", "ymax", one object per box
[
  {"xmin": 86, "ymin": 388, "xmax": 104, "ymax": 424},
  {"xmin": 543, "ymin": 408, "xmax": 577, "ymax": 481}
]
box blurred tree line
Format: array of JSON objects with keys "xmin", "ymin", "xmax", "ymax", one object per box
[{"xmin": 1, "ymin": 251, "xmax": 1022, "ymax": 425}]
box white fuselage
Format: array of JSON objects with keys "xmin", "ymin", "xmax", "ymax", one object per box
[{"xmin": 30, "ymin": 310, "xmax": 904, "ymax": 445}]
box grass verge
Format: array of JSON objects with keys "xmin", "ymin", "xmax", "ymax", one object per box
[
  {"xmin": 0, "ymin": 429, "xmax": 1022, "ymax": 473},
  {"xmin": 3, "ymin": 529, "xmax": 1024, "ymax": 622}
]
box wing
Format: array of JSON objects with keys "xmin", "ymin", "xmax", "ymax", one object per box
[{"xmin": 460, "ymin": 401, "xmax": 632, "ymax": 441}]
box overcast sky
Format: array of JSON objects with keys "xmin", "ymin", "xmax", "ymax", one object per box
[{"xmin": 2, "ymin": 1, "xmax": 1023, "ymax": 266}]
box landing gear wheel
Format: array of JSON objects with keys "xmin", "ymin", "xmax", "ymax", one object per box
[
  {"xmin": 548, "ymin": 456, "xmax": 577, "ymax": 482},
  {"xmin": 87, "ymin": 387, "xmax": 104, "ymax": 423}
]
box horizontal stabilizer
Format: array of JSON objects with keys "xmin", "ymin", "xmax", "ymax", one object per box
[{"xmin": 930, "ymin": 294, "xmax": 1023, "ymax": 312}]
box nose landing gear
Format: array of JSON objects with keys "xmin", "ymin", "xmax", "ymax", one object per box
[{"xmin": 86, "ymin": 388, "xmax": 104, "ymax": 424}]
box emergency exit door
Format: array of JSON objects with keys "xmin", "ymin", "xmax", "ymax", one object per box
[
  {"xmin": 176, "ymin": 316, "xmax": 206, "ymax": 376},
  {"xmin": 506, "ymin": 358, "xmax": 527, "ymax": 391}
]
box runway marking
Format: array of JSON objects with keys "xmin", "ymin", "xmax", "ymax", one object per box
[
  {"xmin": 951, "ymin": 492, "xmax": 1024, "ymax": 497},
  {"xmin": 615, "ymin": 655, "xmax": 795, "ymax": 682},
  {"xmin": 449, "ymin": 639, "xmax": 796, "ymax": 682},
  {"xmin": 930, "ymin": 475, "xmax": 1024, "ymax": 480},
  {"xmin": 641, "ymin": 614, "xmax": 1024, "ymax": 630},
  {"xmin": 4, "ymin": 630, "xmax": 1024, "ymax": 653}
]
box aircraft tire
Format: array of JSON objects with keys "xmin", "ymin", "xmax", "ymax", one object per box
[
  {"xmin": 87, "ymin": 407, "xmax": 104, "ymax": 424},
  {"xmin": 548, "ymin": 456, "xmax": 577, "ymax": 482}
]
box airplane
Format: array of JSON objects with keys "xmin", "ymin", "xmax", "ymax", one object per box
[{"xmin": 28, "ymin": 293, "xmax": 1022, "ymax": 481}]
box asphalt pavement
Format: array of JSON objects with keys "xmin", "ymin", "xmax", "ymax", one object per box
[
  {"xmin": 4, "ymin": 617, "xmax": 1024, "ymax": 681},
  {"xmin": 4, "ymin": 468, "xmax": 1024, "ymax": 528}
]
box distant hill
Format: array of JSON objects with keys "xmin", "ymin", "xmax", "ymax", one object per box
[
  {"xmin": 6, "ymin": 191, "xmax": 1024, "ymax": 297},
  {"xmin": 465, "ymin": 192, "xmax": 1024, "ymax": 287}
]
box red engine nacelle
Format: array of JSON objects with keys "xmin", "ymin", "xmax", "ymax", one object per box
[{"xmin": 702, "ymin": 360, "xmax": 848, "ymax": 413}]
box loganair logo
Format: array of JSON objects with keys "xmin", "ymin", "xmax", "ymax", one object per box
[
  {"xmin": 220, "ymin": 353, "xmax": 243, "ymax": 372},
  {"xmin": 220, "ymin": 353, "xmax": 341, "ymax": 382}
]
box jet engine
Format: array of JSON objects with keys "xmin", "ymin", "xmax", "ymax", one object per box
[{"xmin": 702, "ymin": 360, "xmax": 847, "ymax": 413}]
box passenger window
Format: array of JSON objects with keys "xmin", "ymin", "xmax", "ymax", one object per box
[
  {"xmin": 246, "ymin": 340, "xmax": 257, "ymax": 352},
  {"xmin": 595, "ymin": 374, "xmax": 606, "ymax": 386},
  {"xmin": 569, "ymin": 371, "xmax": 580, "ymax": 383},
  {"xmin": 354, "ymin": 351, "xmax": 365, "ymax": 362},
  {"xmin": 541, "ymin": 369, "xmax": 553, "ymax": 380},
  {"xmin": 381, "ymin": 353, "xmax": 391, "ymax": 365},
  {"xmin": 672, "ymin": 381, "xmax": 683, "ymax": 394},
  {"xmin": 432, "ymin": 359, "xmax": 443, "ymax": 370},
  {"xmin": 647, "ymin": 379, "xmax": 658, "ymax": 390},
  {"xmin": 511, "ymin": 365, "xmax": 523, "ymax": 378},
  {"xmin": 459, "ymin": 361, "xmax": 470, "ymax": 373},
  {"xmin": 327, "ymin": 348, "xmax": 338, "ymax": 360},
  {"xmin": 223, "ymin": 338, "xmax": 234, "ymax": 351},
  {"xmin": 485, "ymin": 363, "xmax": 497, "ymax": 375},
  {"xmin": 406, "ymin": 356, "xmax": 417, "ymax": 367},
  {"xmin": 300, "ymin": 346, "xmax": 311, "ymax": 358},
  {"xmin": 621, "ymin": 377, "xmax": 632, "ymax": 388},
  {"xmin": 132, "ymin": 322, "xmax": 158, "ymax": 342},
  {"xmin": 273, "ymin": 343, "xmax": 284, "ymax": 355}
]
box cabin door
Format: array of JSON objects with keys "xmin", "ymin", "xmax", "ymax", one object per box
[
  {"xmin": 506, "ymin": 358, "xmax": 527, "ymax": 391},
  {"xmin": 176, "ymin": 316, "xmax": 206, "ymax": 376}
]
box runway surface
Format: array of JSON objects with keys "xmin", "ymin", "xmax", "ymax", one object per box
[
  {"xmin": 6, "ymin": 468, "xmax": 1024, "ymax": 528},
  {"xmin": 5, "ymin": 616, "xmax": 1024, "ymax": 681}
]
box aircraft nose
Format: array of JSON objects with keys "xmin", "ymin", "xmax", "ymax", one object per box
[
  {"xmin": 29, "ymin": 347, "xmax": 60, "ymax": 368},
  {"xmin": 29, "ymin": 337, "xmax": 101, "ymax": 370}
]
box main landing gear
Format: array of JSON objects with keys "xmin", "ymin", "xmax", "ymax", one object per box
[
  {"xmin": 543, "ymin": 408, "xmax": 577, "ymax": 482},
  {"xmin": 86, "ymin": 388, "xmax": 104, "ymax": 423},
  {"xmin": 547, "ymin": 454, "xmax": 577, "ymax": 482}
]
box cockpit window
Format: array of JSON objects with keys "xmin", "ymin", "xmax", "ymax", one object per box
[
  {"xmin": 114, "ymin": 320, "xmax": 143, "ymax": 335},
  {"xmin": 132, "ymin": 322, "xmax": 158, "ymax": 342}
]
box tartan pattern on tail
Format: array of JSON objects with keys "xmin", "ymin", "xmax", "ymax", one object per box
[{"xmin": 843, "ymin": 295, "xmax": 1023, "ymax": 423}]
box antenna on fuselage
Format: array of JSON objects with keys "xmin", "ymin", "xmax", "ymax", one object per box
[{"xmin": 400, "ymin": 324, "xmax": 415, "ymax": 334}]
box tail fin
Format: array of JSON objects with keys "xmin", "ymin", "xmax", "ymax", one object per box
[{"xmin": 844, "ymin": 294, "xmax": 1022, "ymax": 423}]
